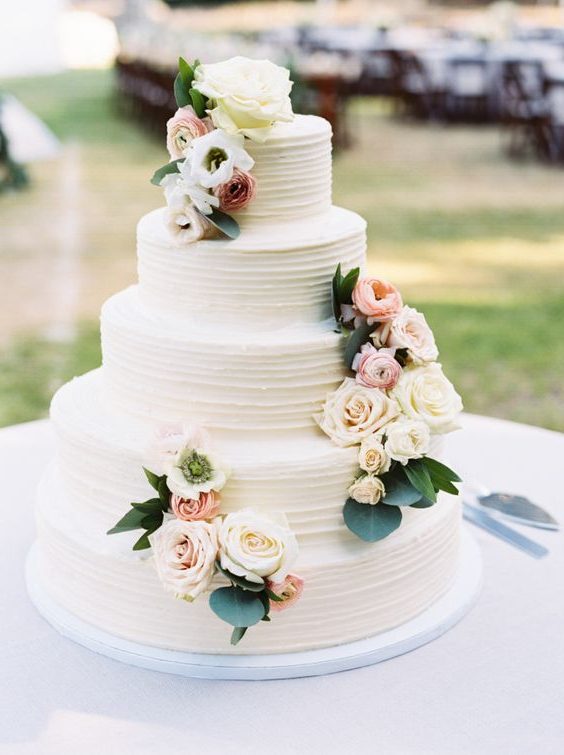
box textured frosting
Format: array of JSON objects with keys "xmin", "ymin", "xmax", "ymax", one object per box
[
  {"xmin": 138, "ymin": 206, "xmax": 366, "ymax": 329},
  {"xmin": 232, "ymin": 115, "xmax": 332, "ymax": 227},
  {"xmin": 101, "ymin": 286, "xmax": 348, "ymax": 430}
]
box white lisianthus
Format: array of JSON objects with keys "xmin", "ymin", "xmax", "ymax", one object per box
[
  {"xmin": 188, "ymin": 129, "xmax": 254, "ymax": 189},
  {"xmin": 348, "ymin": 474, "xmax": 386, "ymax": 505},
  {"xmin": 165, "ymin": 202, "xmax": 215, "ymax": 244},
  {"xmin": 358, "ymin": 436, "xmax": 391, "ymax": 474},
  {"xmin": 193, "ymin": 56, "xmax": 294, "ymax": 141},
  {"xmin": 382, "ymin": 306, "xmax": 439, "ymax": 365},
  {"xmin": 217, "ymin": 509, "xmax": 299, "ymax": 584},
  {"xmin": 149, "ymin": 518, "xmax": 218, "ymax": 600},
  {"xmin": 166, "ymin": 446, "xmax": 230, "ymax": 500},
  {"xmin": 316, "ymin": 378, "xmax": 399, "ymax": 447},
  {"xmin": 392, "ymin": 363, "xmax": 463, "ymax": 434},
  {"xmin": 384, "ymin": 418, "xmax": 431, "ymax": 465},
  {"xmin": 162, "ymin": 168, "xmax": 219, "ymax": 217}
]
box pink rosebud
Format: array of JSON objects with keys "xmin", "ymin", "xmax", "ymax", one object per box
[
  {"xmin": 166, "ymin": 107, "xmax": 210, "ymax": 159},
  {"xmin": 267, "ymin": 574, "xmax": 304, "ymax": 613},
  {"xmin": 352, "ymin": 277, "xmax": 403, "ymax": 322},
  {"xmin": 351, "ymin": 343, "xmax": 401, "ymax": 390},
  {"xmin": 171, "ymin": 491, "xmax": 221, "ymax": 522},
  {"xmin": 213, "ymin": 168, "xmax": 257, "ymax": 212}
]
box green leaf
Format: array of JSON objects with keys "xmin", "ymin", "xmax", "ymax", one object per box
[
  {"xmin": 174, "ymin": 72, "xmax": 190, "ymax": 108},
  {"xmin": 265, "ymin": 587, "xmax": 284, "ymax": 602},
  {"xmin": 230, "ymin": 626, "xmax": 248, "ymax": 645},
  {"xmin": 344, "ymin": 319, "xmax": 374, "ymax": 369},
  {"xmin": 257, "ymin": 589, "xmax": 271, "ymax": 619},
  {"xmin": 340, "ymin": 267, "xmax": 360, "ymax": 303},
  {"xmin": 157, "ymin": 477, "xmax": 170, "ymax": 512},
  {"xmin": 107, "ymin": 506, "xmax": 146, "ymax": 535},
  {"xmin": 131, "ymin": 498, "xmax": 162, "ymax": 514},
  {"xmin": 343, "ymin": 498, "xmax": 402, "ymax": 542},
  {"xmin": 209, "ymin": 586, "xmax": 266, "ymax": 627},
  {"xmin": 261, "ymin": 615, "xmax": 271, "ymax": 622},
  {"xmin": 132, "ymin": 531, "xmax": 152, "ymax": 551},
  {"xmin": 424, "ymin": 457, "xmax": 462, "ymax": 483},
  {"xmin": 140, "ymin": 513, "xmax": 164, "ymax": 531},
  {"xmin": 216, "ymin": 562, "xmax": 265, "ymax": 592},
  {"xmin": 204, "ymin": 208, "xmax": 240, "ymax": 239},
  {"xmin": 189, "ymin": 87, "xmax": 207, "ymax": 118},
  {"xmin": 150, "ymin": 159, "xmax": 183, "ymax": 187},
  {"xmin": 432, "ymin": 477, "xmax": 460, "ymax": 496},
  {"xmin": 411, "ymin": 496, "xmax": 435, "ymax": 509},
  {"xmin": 380, "ymin": 471, "xmax": 422, "ymax": 506},
  {"xmin": 178, "ymin": 56, "xmax": 194, "ymax": 88},
  {"xmin": 403, "ymin": 460, "xmax": 437, "ymax": 503},
  {"xmin": 332, "ymin": 263, "xmax": 343, "ymax": 322},
  {"xmin": 143, "ymin": 467, "xmax": 162, "ymax": 490}
]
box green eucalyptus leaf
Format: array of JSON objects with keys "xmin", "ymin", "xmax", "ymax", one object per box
[
  {"xmin": 189, "ymin": 87, "xmax": 207, "ymax": 118},
  {"xmin": 261, "ymin": 615, "xmax": 271, "ymax": 622},
  {"xmin": 380, "ymin": 471, "xmax": 422, "ymax": 506},
  {"xmin": 424, "ymin": 457, "xmax": 462, "ymax": 483},
  {"xmin": 216, "ymin": 562, "xmax": 265, "ymax": 592},
  {"xmin": 150, "ymin": 159, "xmax": 183, "ymax": 187},
  {"xmin": 107, "ymin": 506, "xmax": 146, "ymax": 535},
  {"xmin": 403, "ymin": 460, "xmax": 437, "ymax": 503},
  {"xmin": 343, "ymin": 498, "xmax": 402, "ymax": 542},
  {"xmin": 174, "ymin": 72, "xmax": 190, "ymax": 107},
  {"xmin": 132, "ymin": 531, "xmax": 152, "ymax": 551},
  {"xmin": 411, "ymin": 496, "xmax": 435, "ymax": 509},
  {"xmin": 204, "ymin": 208, "xmax": 240, "ymax": 239},
  {"xmin": 209, "ymin": 586, "xmax": 266, "ymax": 627},
  {"xmin": 230, "ymin": 626, "xmax": 248, "ymax": 645},
  {"xmin": 257, "ymin": 589, "xmax": 271, "ymax": 618},
  {"xmin": 344, "ymin": 319, "xmax": 374, "ymax": 369}
]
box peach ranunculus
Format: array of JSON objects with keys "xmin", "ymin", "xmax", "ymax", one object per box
[
  {"xmin": 267, "ymin": 574, "xmax": 304, "ymax": 613},
  {"xmin": 373, "ymin": 306, "xmax": 438, "ymax": 365},
  {"xmin": 213, "ymin": 168, "xmax": 257, "ymax": 212},
  {"xmin": 351, "ymin": 343, "xmax": 401, "ymax": 390},
  {"xmin": 166, "ymin": 106, "xmax": 210, "ymax": 159},
  {"xmin": 352, "ymin": 277, "xmax": 403, "ymax": 323},
  {"xmin": 171, "ymin": 491, "xmax": 221, "ymax": 521}
]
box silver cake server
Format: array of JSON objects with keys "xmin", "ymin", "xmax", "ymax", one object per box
[
  {"xmin": 464, "ymin": 481, "xmax": 559, "ymax": 531},
  {"xmin": 462, "ymin": 503, "xmax": 549, "ymax": 559}
]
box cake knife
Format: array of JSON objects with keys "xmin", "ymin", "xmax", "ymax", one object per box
[
  {"xmin": 465, "ymin": 481, "xmax": 559, "ymax": 531},
  {"xmin": 462, "ymin": 502, "xmax": 549, "ymax": 559}
]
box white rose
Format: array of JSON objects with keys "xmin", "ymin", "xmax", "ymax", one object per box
[
  {"xmin": 373, "ymin": 306, "xmax": 438, "ymax": 365},
  {"xmin": 384, "ymin": 418, "xmax": 431, "ymax": 465},
  {"xmin": 358, "ymin": 436, "xmax": 391, "ymax": 474},
  {"xmin": 188, "ymin": 129, "xmax": 254, "ymax": 189},
  {"xmin": 316, "ymin": 378, "xmax": 399, "ymax": 447},
  {"xmin": 165, "ymin": 203, "xmax": 215, "ymax": 245},
  {"xmin": 348, "ymin": 474, "xmax": 386, "ymax": 505},
  {"xmin": 217, "ymin": 509, "xmax": 299, "ymax": 584},
  {"xmin": 167, "ymin": 446, "xmax": 230, "ymax": 500},
  {"xmin": 193, "ymin": 56, "xmax": 294, "ymax": 141},
  {"xmin": 149, "ymin": 519, "xmax": 218, "ymax": 600},
  {"xmin": 392, "ymin": 363, "xmax": 463, "ymax": 434}
]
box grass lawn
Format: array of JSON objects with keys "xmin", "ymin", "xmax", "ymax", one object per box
[{"xmin": 1, "ymin": 70, "xmax": 564, "ymax": 429}]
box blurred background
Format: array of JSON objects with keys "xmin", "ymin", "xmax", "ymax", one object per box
[{"xmin": 1, "ymin": 0, "xmax": 564, "ymax": 430}]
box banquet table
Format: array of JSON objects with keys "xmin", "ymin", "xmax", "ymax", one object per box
[{"xmin": 1, "ymin": 414, "xmax": 563, "ymax": 755}]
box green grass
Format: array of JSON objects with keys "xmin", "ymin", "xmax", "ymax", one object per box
[{"xmin": 1, "ymin": 72, "xmax": 564, "ymax": 429}]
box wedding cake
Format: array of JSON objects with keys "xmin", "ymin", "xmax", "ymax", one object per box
[{"xmin": 32, "ymin": 57, "xmax": 463, "ymax": 655}]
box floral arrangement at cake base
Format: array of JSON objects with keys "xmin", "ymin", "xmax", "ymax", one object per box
[
  {"xmin": 108, "ymin": 424, "xmax": 303, "ymax": 646},
  {"xmin": 316, "ymin": 265, "xmax": 463, "ymax": 543}
]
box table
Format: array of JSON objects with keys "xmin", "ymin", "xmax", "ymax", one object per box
[{"xmin": 1, "ymin": 415, "xmax": 563, "ymax": 754}]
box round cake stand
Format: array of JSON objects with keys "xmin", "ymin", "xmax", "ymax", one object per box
[{"xmin": 26, "ymin": 529, "xmax": 482, "ymax": 681}]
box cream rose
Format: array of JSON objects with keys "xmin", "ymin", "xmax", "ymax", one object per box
[
  {"xmin": 193, "ymin": 56, "xmax": 294, "ymax": 141},
  {"xmin": 392, "ymin": 363, "xmax": 463, "ymax": 434},
  {"xmin": 149, "ymin": 519, "xmax": 218, "ymax": 600},
  {"xmin": 348, "ymin": 474, "xmax": 386, "ymax": 505},
  {"xmin": 217, "ymin": 510, "xmax": 299, "ymax": 584},
  {"xmin": 375, "ymin": 306, "xmax": 438, "ymax": 365},
  {"xmin": 166, "ymin": 106, "xmax": 210, "ymax": 159},
  {"xmin": 316, "ymin": 378, "xmax": 399, "ymax": 447},
  {"xmin": 358, "ymin": 436, "xmax": 391, "ymax": 474},
  {"xmin": 384, "ymin": 418, "xmax": 431, "ymax": 465}
]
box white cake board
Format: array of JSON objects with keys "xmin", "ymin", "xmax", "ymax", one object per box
[{"xmin": 26, "ymin": 529, "xmax": 482, "ymax": 681}]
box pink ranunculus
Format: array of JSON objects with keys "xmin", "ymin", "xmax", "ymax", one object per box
[
  {"xmin": 213, "ymin": 168, "xmax": 257, "ymax": 212},
  {"xmin": 166, "ymin": 106, "xmax": 210, "ymax": 159},
  {"xmin": 267, "ymin": 574, "xmax": 304, "ymax": 613},
  {"xmin": 170, "ymin": 491, "xmax": 221, "ymax": 522},
  {"xmin": 352, "ymin": 277, "xmax": 403, "ymax": 322},
  {"xmin": 351, "ymin": 343, "xmax": 401, "ymax": 390}
]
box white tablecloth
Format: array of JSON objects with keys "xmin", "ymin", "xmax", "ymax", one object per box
[{"xmin": 1, "ymin": 415, "xmax": 563, "ymax": 755}]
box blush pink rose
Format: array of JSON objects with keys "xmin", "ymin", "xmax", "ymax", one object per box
[
  {"xmin": 267, "ymin": 574, "xmax": 304, "ymax": 613},
  {"xmin": 171, "ymin": 491, "xmax": 221, "ymax": 522},
  {"xmin": 213, "ymin": 168, "xmax": 257, "ymax": 212},
  {"xmin": 351, "ymin": 343, "xmax": 401, "ymax": 389},
  {"xmin": 352, "ymin": 277, "xmax": 403, "ymax": 322},
  {"xmin": 166, "ymin": 107, "xmax": 210, "ymax": 159}
]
